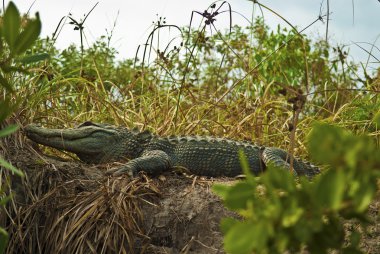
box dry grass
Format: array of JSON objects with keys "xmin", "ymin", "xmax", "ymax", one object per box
[{"xmin": 2, "ymin": 139, "xmax": 160, "ymax": 253}]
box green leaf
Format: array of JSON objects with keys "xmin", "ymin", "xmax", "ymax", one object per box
[
  {"xmin": 2, "ymin": 1, "xmax": 21, "ymax": 52},
  {"xmin": 315, "ymin": 170, "xmax": 345, "ymax": 210},
  {"xmin": 224, "ymin": 181, "xmax": 255, "ymax": 210},
  {"xmin": 264, "ymin": 166, "xmax": 295, "ymax": 192},
  {"xmin": 282, "ymin": 206, "xmax": 303, "ymax": 227},
  {"xmin": 14, "ymin": 13, "xmax": 41, "ymax": 55},
  {"xmin": 0, "ymin": 227, "xmax": 8, "ymax": 254},
  {"xmin": 373, "ymin": 111, "xmax": 380, "ymax": 127},
  {"xmin": 0, "ymin": 73, "xmax": 13, "ymax": 92},
  {"xmin": 342, "ymin": 247, "xmax": 363, "ymax": 254},
  {"xmin": 19, "ymin": 53, "xmax": 50, "ymax": 64},
  {"xmin": 0, "ymin": 196, "xmax": 11, "ymax": 206},
  {"xmin": 308, "ymin": 216, "xmax": 344, "ymax": 251},
  {"xmin": 0, "ymin": 156, "xmax": 24, "ymax": 177},
  {"xmin": 0, "ymin": 125, "xmax": 19, "ymax": 138},
  {"xmin": 212, "ymin": 183, "xmax": 230, "ymax": 200},
  {"xmin": 275, "ymin": 232, "xmax": 290, "ymax": 253},
  {"xmin": 352, "ymin": 183, "xmax": 376, "ymax": 213},
  {"xmin": 239, "ymin": 150, "xmax": 255, "ymax": 181},
  {"xmin": 220, "ymin": 217, "xmax": 239, "ymax": 234},
  {"xmin": 0, "ymin": 98, "xmax": 20, "ymax": 123},
  {"xmin": 0, "ymin": 64, "xmax": 28, "ymax": 73},
  {"xmin": 349, "ymin": 230, "xmax": 361, "ymax": 249},
  {"xmin": 224, "ymin": 221, "xmax": 269, "ymax": 254},
  {"xmin": 308, "ymin": 123, "xmax": 346, "ymax": 165}
]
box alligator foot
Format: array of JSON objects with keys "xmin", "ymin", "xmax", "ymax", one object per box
[
  {"xmin": 105, "ymin": 166, "xmax": 135, "ymax": 177},
  {"xmin": 106, "ymin": 150, "xmax": 172, "ymax": 177}
]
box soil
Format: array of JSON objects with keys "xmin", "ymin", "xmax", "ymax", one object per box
[{"xmin": 1, "ymin": 143, "xmax": 379, "ymax": 254}]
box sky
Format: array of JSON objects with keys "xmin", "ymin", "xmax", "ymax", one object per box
[{"xmin": 8, "ymin": 0, "xmax": 380, "ymax": 70}]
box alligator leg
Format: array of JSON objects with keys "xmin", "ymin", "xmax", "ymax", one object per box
[
  {"xmin": 261, "ymin": 147, "xmax": 298, "ymax": 175},
  {"xmin": 106, "ymin": 150, "xmax": 172, "ymax": 177},
  {"xmin": 261, "ymin": 147, "xmax": 319, "ymax": 178}
]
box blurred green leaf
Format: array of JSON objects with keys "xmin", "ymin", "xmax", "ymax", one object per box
[
  {"xmin": 239, "ymin": 150, "xmax": 255, "ymax": 181},
  {"xmin": 316, "ymin": 170, "xmax": 345, "ymax": 210},
  {"xmin": 263, "ymin": 166, "xmax": 296, "ymax": 192},
  {"xmin": 2, "ymin": 1, "xmax": 21, "ymax": 52},
  {"xmin": 0, "ymin": 125, "xmax": 18, "ymax": 138},
  {"xmin": 220, "ymin": 217, "xmax": 239, "ymax": 234},
  {"xmin": 0, "ymin": 196, "xmax": 11, "ymax": 206},
  {"xmin": 282, "ymin": 206, "xmax": 303, "ymax": 227},
  {"xmin": 352, "ymin": 183, "xmax": 376, "ymax": 213},
  {"xmin": 224, "ymin": 181, "xmax": 255, "ymax": 210},
  {"xmin": 342, "ymin": 247, "xmax": 364, "ymax": 254},
  {"xmin": 275, "ymin": 232, "xmax": 290, "ymax": 253},
  {"xmin": 0, "ymin": 156, "xmax": 24, "ymax": 177},
  {"xmin": 309, "ymin": 217, "xmax": 344, "ymax": 250},
  {"xmin": 0, "ymin": 73, "xmax": 13, "ymax": 92},
  {"xmin": 14, "ymin": 13, "xmax": 41, "ymax": 55},
  {"xmin": 212, "ymin": 183, "xmax": 230, "ymax": 200},
  {"xmin": 308, "ymin": 123, "xmax": 346, "ymax": 165},
  {"xmin": 0, "ymin": 99, "xmax": 14, "ymax": 123},
  {"xmin": 19, "ymin": 53, "xmax": 49, "ymax": 64},
  {"xmin": 373, "ymin": 111, "xmax": 380, "ymax": 127},
  {"xmin": 342, "ymin": 229, "xmax": 364, "ymax": 253},
  {"xmin": 0, "ymin": 98, "xmax": 20, "ymax": 123},
  {"xmin": 0, "ymin": 227, "xmax": 8, "ymax": 254},
  {"xmin": 224, "ymin": 221, "xmax": 270, "ymax": 254}
]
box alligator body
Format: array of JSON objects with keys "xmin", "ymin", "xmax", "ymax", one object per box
[{"xmin": 24, "ymin": 122, "xmax": 319, "ymax": 178}]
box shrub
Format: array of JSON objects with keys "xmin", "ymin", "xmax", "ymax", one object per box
[
  {"xmin": 214, "ymin": 121, "xmax": 380, "ymax": 253},
  {"xmin": 0, "ymin": 2, "xmax": 45, "ymax": 252}
]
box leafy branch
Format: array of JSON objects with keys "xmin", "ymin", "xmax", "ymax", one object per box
[{"xmin": 214, "ymin": 121, "xmax": 380, "ymax": 253}]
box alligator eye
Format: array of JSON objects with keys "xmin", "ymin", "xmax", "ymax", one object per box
[{"xmin": 78, "ymin": 121, "xmax": 99, "ymax": 128}]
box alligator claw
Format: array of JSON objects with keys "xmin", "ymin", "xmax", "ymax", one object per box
[
  {"xmin": 114, "ymin": 169, "xmax": 134, "ymax": 177},
  {"xmin": 106, "ymin": 167, "xmax": 134, "ymax": 177}
]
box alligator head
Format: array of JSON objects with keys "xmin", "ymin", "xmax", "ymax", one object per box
[{"xmin": 24, "ymin": 122, "xmax": 151, "ymax": 164}]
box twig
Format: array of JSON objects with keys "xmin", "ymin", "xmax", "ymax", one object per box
[{"xmin": 325, "ymin": 0, "xmax": 329, "ymax": 42}]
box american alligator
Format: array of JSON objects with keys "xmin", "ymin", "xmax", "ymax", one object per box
[{"xmin": 24, "ymin": 122, "xmax": 320, "ymax": 178}]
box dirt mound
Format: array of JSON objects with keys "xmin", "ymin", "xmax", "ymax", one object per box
[
  {"xmin": 1, "ymin": 145, "xmax": 236, "ymax": 253},
  {"xmin": 1, "ymin": 143, "xmax": 379, "ymax": 254}
]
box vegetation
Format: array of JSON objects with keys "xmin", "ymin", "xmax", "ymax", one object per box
[
  {"xmin": 0, "ymin": 2, "xmax": 45, "ymax": 252},
  {"xmin": 214, "ymin": 121, "xmax": 380, "ymax": 253},
  {"xmin": 0, "ymin": 1, "xmax": 379, "ymax": 253}
]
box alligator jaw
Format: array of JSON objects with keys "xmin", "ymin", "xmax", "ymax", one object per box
[{"xmin": 24, "ymin": 124, "xmax": 113, "ymax": 155}]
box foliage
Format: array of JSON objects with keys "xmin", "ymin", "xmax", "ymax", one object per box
[
  {"xmin": 213, "ymin": 122, "xmax": 380, "ymax": 253},
  {"xmin": 338, "ymin": 98, "xmax": 380, "ymax": 132},
  {"xmin": 0, "ymin": 2, "xmax": 45, "ymax": 253},
  {"xmin": 0, "ymin": 1, "xmax": 45, "ymax": 120},
  {"xmin": 21, "ymin": 15, "xmax": 366, "ymax": 136},
  {"xmin": 0, "ymin": 0, "xmax": 379, "ymax": 253}
]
